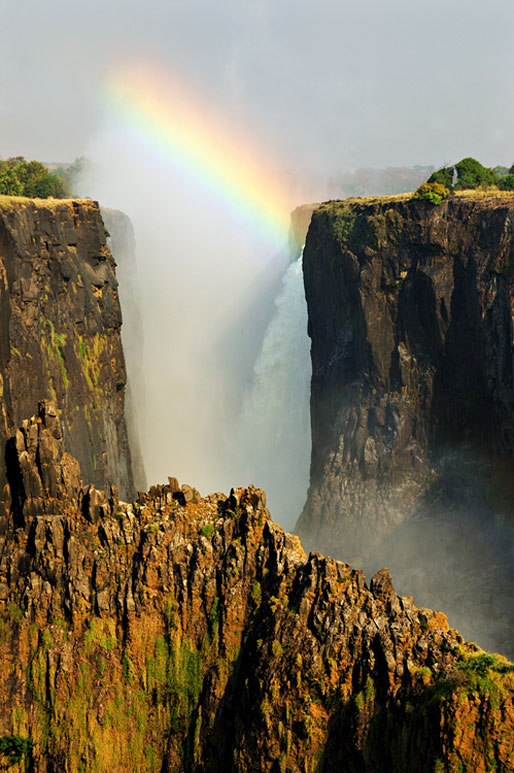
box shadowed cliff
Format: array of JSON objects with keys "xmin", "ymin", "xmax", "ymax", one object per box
[
  {"xmin": 101, "ymin": 207, "xmax": 147, "ymax": 493},
  {"xmin": 297, "ymin": 190, "xmax": 514, "ymax": 656}
]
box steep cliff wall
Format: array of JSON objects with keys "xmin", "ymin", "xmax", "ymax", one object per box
[
  {"xmin": 0, "ymin": 196, "xmax": 135, "ymax": 505},
  {"xmin": 101, "ymin": 207, "xmax": 147, "ymax": 493},
  {"xmin": 297, "ymin": 191, "xmax": 514, "ymax": 654},
  {"xmin": 0, "ymin": 402, "xmax": 513, "ymax": 772}
]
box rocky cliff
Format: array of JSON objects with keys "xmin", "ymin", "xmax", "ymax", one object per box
[
  {"xmin": 0, "ymin": 196, "xmax": 135, "ymax": 504},
  {"xmin": 101, "ymin": 207, "xmax": 147, "ymax": 493},
  {"xmin": 296, "ymin": 190, "xmax": 514, "ymax": 655},
  {"xmin": 1, "ymin": 402, "xmax": 514, "ymax": 772}
]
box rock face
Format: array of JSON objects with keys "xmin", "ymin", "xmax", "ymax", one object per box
[
  {"xmin": 0, "ymin": 197, "xmax": 135, "ymax": 504},
  {"xmin": 101, "ymin": 207, "xmax": 147, "ymax": 493},
  {"xmin": 296, "ymin": 191, "xmax": 514, "ymax": 654},
  {"xmin": 1, "ymin": 404, "xmax": 514, "ymax": 772}
]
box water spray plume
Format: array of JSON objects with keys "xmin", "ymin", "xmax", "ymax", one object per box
[{"xmin": 107, "ymin": 62, "xmax": 293, "ymax": 245}]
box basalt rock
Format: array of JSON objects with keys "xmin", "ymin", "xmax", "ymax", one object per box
[
  {"xmin": 0, "ymin": 197, "xmax": 135, "ymax": 506},
  {"xmin": 101, "ymin": 207, "xmax": 147, "ymax": 492},
  {"xmin": 0, "ymin": 408, "xmax": 513, "ymax": 771},
  {"xmin": 6, "ymin": 400, "xmax": 81, "ymax": 525},
  {"xmin": 296, "ymin": 190, "xmax": 514, "ymax": 655}
]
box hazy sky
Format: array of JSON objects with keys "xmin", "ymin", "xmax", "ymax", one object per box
[{"xmin": 1, "ymin": 0, "xmax": 513, "ymax": 173}]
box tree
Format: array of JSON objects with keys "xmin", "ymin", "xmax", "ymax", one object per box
[
  {"xmin": 498, "ymin": 174, "xmax": 514, "ymax": 191},
  {"xmin": 0, "ymin": 157, "xmax": 68, "ymax": 198},
  {"xmin": 428, "ymin": 157, "xmax": 497, "ymax": 191},
  {"xmin": 0, "ymin": 164, "xmax": 23, "ymax": 195}
]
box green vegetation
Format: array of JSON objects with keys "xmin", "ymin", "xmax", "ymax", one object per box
[
  {"xmin": 414, "ymin": 181, "xmax": 450, "ymax": 205},
  {"xmin": 428, "ymin": 157, "xmax": 503, "ymax": 191},
  {"xmin": 420, "ymin": 649, "xmax": 514, "ymax": 715},
  {"xmin": 0, "ymin": 155, "xmax": 94, "ymax": 199},
  {"xmin": 77, "ymin": 332, "xmax": 105, "ymax": 391},
  {"xmin": 0, "ymin": 734, "xmax": 33, "ymax": 766},
  {"xmin": 354, "ymin": 675, "xmax": 376, "ymax": 717},
  {"xmin": 200, "ymin": 523, "xmax": 215, "ymax": 539},
  {"xmin": 84, "ymin": 618, "xmax": 117, "ymax": 652},
  {"xmin": 251, "ymin": 581, "xmax": 262, "ymax": 606},
  {"xmin": 0, "ymin": 157, "xmax": 69, "ymax": 198},
  {"xmin": 43, "ymin": 320, "xmax": 69, "ymax": 389},
  {"xmin": 498, "ymin": 173, "xmax": 514, "ymax": 191},
  {"xmin": 456, "ymin": 651, "xmax": 514, "ymax": 678}
]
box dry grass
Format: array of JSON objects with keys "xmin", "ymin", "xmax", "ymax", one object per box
[
  {"xmin": 317, "ymin": 187, "xmax": 514, "ymax": 211},
  {"xmin": 318, "ymin": 192, "xmax": 412, "ymax": 209},
  {"xmin": 453, "ymin": 187, "xmax": 514, "ymax": 201},
  {"xmin": 0, "ymin": 194, "xmax": 95, "ymax": 210}
]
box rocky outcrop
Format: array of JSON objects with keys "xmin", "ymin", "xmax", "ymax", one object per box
[
  {"xmin": 0, "ymin": 197, "xmax": 135, "ymax": 505},
  {"xmin": 296, "ymin": 191, "xmax": 514, "ymax": 655},
  {"xmin": 0, "ymin": 404, "xmax": 513, "ymax": 772}
]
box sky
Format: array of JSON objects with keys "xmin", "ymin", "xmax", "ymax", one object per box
[
  {"xmin": 1, "ymin": 0, "xmax": 513, "ymax": 173},
  {"xmin": 1, "ymin": 0, "xmax": 514, "ymax": 520}
]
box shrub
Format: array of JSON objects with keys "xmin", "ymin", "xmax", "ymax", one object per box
[
  {"xmin": 0, "ymin": 735, "xmax": 33, "ymax": 764},
  {"xmin": 200, "ymin": 523, "xmax": 215, "ymax": 539},
  {"xmin": 414, "ymin": 181, "xmax": 450, "ymax": 205},
  {"xmin": 428, "ymin": 166, "xmax": 453, "ymax": 188},
  {"xmin": 454, "ymin": 157, "xmax": 497, "ymax": 189},
  {"xmin": 428, "ymin": 157, "xmax": 497, "ymax": 190},
  {"xmin": 498, "ymin": 173, "xmax": 514, "ymax": 191}
]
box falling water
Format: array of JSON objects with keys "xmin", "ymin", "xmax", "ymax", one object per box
[{"xmin": 238, "ymin": 252, "xmax": 311, "ymax": 530}]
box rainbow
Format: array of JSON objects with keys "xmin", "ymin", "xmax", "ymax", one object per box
[{"xmin": 107, "ymin": 64, "xmax": 292, "ymax": 242}]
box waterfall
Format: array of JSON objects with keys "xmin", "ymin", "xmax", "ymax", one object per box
[{"xmin": 238, "ymin": 252, "xmax": 311, "ymax": 530}]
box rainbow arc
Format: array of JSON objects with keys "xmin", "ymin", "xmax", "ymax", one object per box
[{"xmin": 108, "ymin": 64, "xmax": 292, "ymax": 242}]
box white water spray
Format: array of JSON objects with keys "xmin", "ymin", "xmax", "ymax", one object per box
[{"xmin": 237, "ymin": 253, "xmax": 311, "ymax": 530}]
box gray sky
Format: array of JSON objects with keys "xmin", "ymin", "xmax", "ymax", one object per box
[{"xmin": 1, "ymin": 0, "xmax": 513, "ymax": 173}]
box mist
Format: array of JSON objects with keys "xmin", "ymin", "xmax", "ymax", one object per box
[{"xmin": 2, "ymin": 0, "xmax": 514, "ymax": 632}]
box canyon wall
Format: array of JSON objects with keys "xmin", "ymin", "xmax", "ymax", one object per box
[
  {"xmin": 101, "ymin": 207, "xmax": 147, "ymax": 493},
  {"xmin": 0, "ymin": 197, "xmax": 136, "ymax": 506},
  {"xmin": 297, "ymin": 191, "xmax": 514, "ymax": 654}
]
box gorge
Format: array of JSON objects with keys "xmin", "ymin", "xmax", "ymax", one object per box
[{"xmin": 0, "ymin": 193, "xmax": 513, "ymax": 771}]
